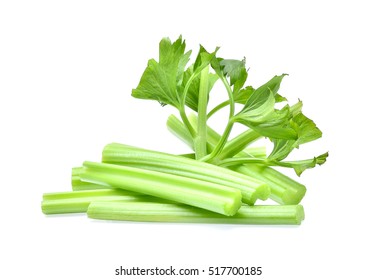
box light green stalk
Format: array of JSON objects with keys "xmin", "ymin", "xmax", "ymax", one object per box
[
  {"xmin": 233, "ymin": 165, "xmax": 306, "ymax": 205},
  {"xmin": 80, "ymin": 161, "xmax": 242, "ymax": 216},
  {"xmin": 207, "ymin": 100, "xmax": 230, "ymax": 119},
  {"xmin": 102, "ymin": 143, "xmax": 270, "ymax": 204},
  {"xmin": 194, "ymin": 65, "xmax": 209, "ymax": 159},
  {"xmin": 88, "ymin": 202, "xmax": 305, "ymax": 225},
  {"xmin": 41, "ymin": 189, "xmax": 148, "ymax": 214},
  {"xmin": 202, "ymin": 76, "xmax": 236, "ymax": 161},
  {"xmin": 72, "ymin": 167, "xmax": 108, "ymax": 191}
]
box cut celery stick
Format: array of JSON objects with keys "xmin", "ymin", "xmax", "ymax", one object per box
[
  {"xmin": 166, "ymin": 114, "xmax": 306, "ymax": 204},
  {"xmin": 87, "ymin": 202, "xmax": 305, "ymax": 225},
  {"xmin": 71, "ymin": 167, "xmax": 110, "ymax": 191},
  {"xmin": 102, "ymin": 143, "xmax": 270, "ymax": 204},
  {"xmin": 43, "ymin": 189, "xmax": 137, "ymax": 200},
  {"xmin": 80, "ymin": 161, "xmax": 242, "ymax": 216},
  {"xmin": 235, "ymin": 165, "xmax": 306, "ymax": 205},
  {"xmin": 42, "ymin": 189, "xmax": 152, "ymax": 214}
]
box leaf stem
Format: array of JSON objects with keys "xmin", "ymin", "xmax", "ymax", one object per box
[
  {"xmin": 179, "ymin": 107, "xmax": 196, "ymax": 137},
  {"xmin": 216, "ymin": 129, "xmax": 261, "ymax": 160},
  {"xmin": 194, "ymin": 65, "xmax": 210, "ymax": 159},
  {"xmin": 202, "ymin": 76, "xmax": 235, "ymax": 162},
  {"xmin": 180, "ymin": 62, "xmax": 213, "ymax": 138},
  {"xmin": 207, "ymin": 100, "xmax": 230, "ymax": 119},
  {"xmin": 218, "ymin": 157, "xmax": 279, "ymax": 167}
]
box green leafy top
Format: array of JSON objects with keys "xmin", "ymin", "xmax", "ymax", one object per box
[
  {"xmin": 132, "ymin": 36, "xmax": 191, "ymax": 108},
  {"xmin": 132, "ymin": 36, "xmax": 327, "ymax": 176}
]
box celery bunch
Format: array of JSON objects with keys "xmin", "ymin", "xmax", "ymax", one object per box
[{"xmin": 41, "ymin": 36, "xmax": 328, "ymax": 225}]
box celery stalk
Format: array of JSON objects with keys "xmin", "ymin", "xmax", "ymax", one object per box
[
  {"xmin": 102, "ymin": 143, "xmax": 270, "ymax": 204},
  {"xmin": 80, "ymin": 161, "xmax": 242, "ymax": 216},
  {"xmin": 234, "ymin": 165, "xmax": 306, "ymax": 205},
  {"xmin": 194, "ymin": 64, "xmax": 210, "ymax": 159},
  {"xmin": 42, "ymin": 189, "xmax": 148, "ymax": 214},
  {"xmin": 72, "ymin": 167, "xmax": 109, "ymax": 191},
  {"xmin": 87, "ymin": 202, "xmax": 305, "ymax": 225}
]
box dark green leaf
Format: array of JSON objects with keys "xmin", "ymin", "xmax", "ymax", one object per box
[
  {"xmin": 193, "ymin": 45, "xmax": 217, "ymax": 71},
  {"xmin": 132, "ymin": 36, "xmax": 192, "ymax": 108},
  {"xmin": 269, "ymin": 109, "xmax": 323, "ymax": 160},
  {"xmin": 243, "ymin": 74, "xmax": 287, "ymax": 109},
  {"xmin": 210, "ymin": 56, "xmax": 223, "ymax": 76},
  {"xmin": 275, "ymin": 93, "xmax": 287, "ymax": 102},
  {"xmin": 242, "ymin": 105, "xmax": 297, "ymax": 139},
  {"xmin": 233, "ymin": 75, "xmax": 296, "ymax": 139},
  {"xmin": 283, "ymin": 152, "xmax": 329, "ymax": 176},
  {"xmin": 234, "ymin": 86, "xmax": 255, "ymax": 104},
  {"xmin": 220, "ymin": 59, "xmax": 247, "ymax": 86}
]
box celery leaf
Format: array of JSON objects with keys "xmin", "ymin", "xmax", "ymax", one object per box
[
  {"xmin": 233, "ymin": 74, "xmax": 296, "ymax": 139},
  {"xmin": 282, "ymin": 152, "xmax": 329, "ymax": 176},
  {"xmin": 132, "ymin": 36, "xmax": 192, "ymax": 108},
  {"xmin": 269, "ymin": 111, "xmax": 323, "ymax": 160}
]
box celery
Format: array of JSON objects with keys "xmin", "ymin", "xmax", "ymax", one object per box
[
  {"xmin": 87, "ymin": 202, "xmax": 305, "ymax": 225},
  {"xmin": 233, "ymin": 165, "xmax": 306, "ymax": 205},
  {"xmin": 102, "ymin": 143, "xmax": 270, "ymax": 204},
  {"xmin": 42, "ymin": 189, "xmax": 147, "ymax": 214},
  {"xmin": 71, "ymin": 167, "xmax": 108, "ymax": 191},
  {"xmin": 42, "ymin": 36, "xmax": 328, "ymax": 225},
  {"xmin": 194, "ymin": 64, "xmax": 210, "ymax": 159},
  {"xmin": 80, "ymin": 161, "xmax": 242, "ymax": 216}
]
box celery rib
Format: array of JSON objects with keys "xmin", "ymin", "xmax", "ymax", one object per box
[
  {"xmin": 80, "ymin": 161, "xmax": 242, "ymax": 216},
  {"xmin": 87, "ymin": 202, "xmax": 305, "ymax": 225},
  {"xmin": 236, "ymin": 165, "xmax": 306, "ymax": 205},
  {"xmin": 71, "ymin": 167, "xmax": 110, "ymax": 191},
  {"xmin": 41, "ymin": 189, "xmax": 149, "ymax": 214},
  {"xmin": 102, "ymin": 143, "xmax": 270, "ymax": 204}
]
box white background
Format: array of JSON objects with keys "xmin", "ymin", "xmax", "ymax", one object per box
[{"xmin": 1, "ymin": 0, "xmax": 376, "ymax": 279}]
